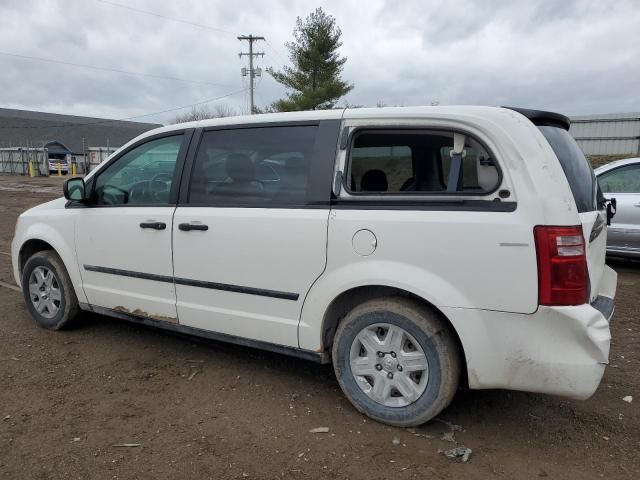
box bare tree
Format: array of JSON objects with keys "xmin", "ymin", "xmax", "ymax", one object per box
[
  {"xmin": 172, "ymin": 103, "xmax": 237, "ymax": 124},
  {"xmin": 211, "ymin": 103, "xmax": 237, "ymax": 118}
]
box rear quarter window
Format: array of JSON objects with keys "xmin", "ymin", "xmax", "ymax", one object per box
[
  {"xmin": 347, "ymin": 131, "xmax": 499, "ymax": 194},
  {"xmin": 538, "ymin": 126, "xmax": 597, "ymax": 213},
  {"xmin": 350, "ymin": 145, "xmax": 413, "ymax": 191}
]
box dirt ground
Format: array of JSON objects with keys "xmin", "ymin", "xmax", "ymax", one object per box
[{"xmin": 0, "ymin": 175, "xmax": 638, "ymax": 480}]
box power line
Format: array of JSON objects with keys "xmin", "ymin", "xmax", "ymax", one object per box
[
  {"xmin": 96, "ymin": 0, "xmax": 238, "ymax": 35},
  {"xmin": 96, "ymin": 0, "xmax": 289, "ymax": 111},
  {"xmin": 264, "ymin": 40, "xmax": 288, "ymax": 66},
  {"xmin": 0, "ymin": 51, "xmax": 234, "ymax": 88},
  {"xmin": 2, "ymin": 1, "xmax": 288, "ymax": 125},
  {"xmin": 97, "ymin": 0, "xmax": 291, "ymax": 69},
  {"xmin": 119, "ymin": 88, "xmax": 248, "ymax": 121},
  {"xmin": 0, "ymin": 88, "xmax": 249, "ymax": 129}
]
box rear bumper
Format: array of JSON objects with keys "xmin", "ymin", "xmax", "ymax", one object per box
[{"xmin": 443, "ymin": 266, "xmax": 617, "ymax": 400}]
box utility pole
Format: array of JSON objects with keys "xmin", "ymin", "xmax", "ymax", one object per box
[{"xmin": 238, "ymin": 35, "xmax": 265, "ymax": 114}]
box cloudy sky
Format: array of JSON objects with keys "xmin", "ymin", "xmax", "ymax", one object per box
[{"xmin": 1, "ymin": 0, "xmax": 639, "ymax": 124}]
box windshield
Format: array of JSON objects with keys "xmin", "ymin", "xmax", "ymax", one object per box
[{"xmin": 538, "ymin": 126, "xmax": 597, "ymax": 213}]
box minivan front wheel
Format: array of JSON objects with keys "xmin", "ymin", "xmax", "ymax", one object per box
[
  {"xmin": 21, "ymin": 250, "xmax": 79, "ymax": 330},
  {"xmin": 332, "ymin": 297, "xmax": 460, "ymax": 427}
]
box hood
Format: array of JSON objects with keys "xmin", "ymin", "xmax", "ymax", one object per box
[{"xmin": 21, "ymin": 197, "xmax": 67, "ymax": 216}]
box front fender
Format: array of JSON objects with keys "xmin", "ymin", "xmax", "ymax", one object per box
[
  {"xmin": 12, "ymin": 215, "xmax": 87, "ymax": 305},
  {"xmin": 298, "ymin": 259, "xmax": 472, "ymax": 351}
]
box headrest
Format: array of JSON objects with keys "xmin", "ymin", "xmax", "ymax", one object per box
[
  {"xmin": 477, "ymin": 156, "xmax": 499, "ymax": 191},
  {"xmin": 226, "ymin": 154, "xmax": 255, "ymax": 182},
  {"xmin": 361, "ymin": 169, "xmax": 388, "ymax": 192}
]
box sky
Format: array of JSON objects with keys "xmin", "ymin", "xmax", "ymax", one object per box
[{"xmin": 0, "ymin": 0, "xmax": 639, "ymax": 125}]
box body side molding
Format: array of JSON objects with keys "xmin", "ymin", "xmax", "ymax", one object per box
[{"xmin": 83, "ymin": 265, "xmax": 299, "ymax": 301}]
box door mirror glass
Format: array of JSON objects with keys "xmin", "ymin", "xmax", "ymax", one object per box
[{"xmin": 63, "ymin": 177, "xmax": 86, "ymax": 201}]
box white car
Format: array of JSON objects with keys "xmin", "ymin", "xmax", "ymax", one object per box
[
  {"xmin": 595, "ymin": 157, "xmax": 640, "ymax": 258},
  {"xmin": 11, "ymin": 106, "xmax": 617, "ymax": 426}
]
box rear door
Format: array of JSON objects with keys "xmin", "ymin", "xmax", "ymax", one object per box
[
  {"xmin": 172, "ymin": 121, "xmax": 340, "ymax": 347},
  {"xmin": 597, "ymin": 162, "xmax": 640, "ymax": 255},
  {"xmin": 537, "ymin": 125, "xmax": 607, "ymax": 301}
]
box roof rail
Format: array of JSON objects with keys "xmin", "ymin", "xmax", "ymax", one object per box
[{"xmin": 502, "ymin": 106, "xmax": 570, "ymax": 130}]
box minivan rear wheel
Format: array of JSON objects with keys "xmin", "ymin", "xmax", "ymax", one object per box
[
  {"xmin": 21, "ymin": 250, "xmax": 79, "ymax": 330},
  {"xmin": 332, "ymin": 297, "xmax": 460, "ymax": 426}
]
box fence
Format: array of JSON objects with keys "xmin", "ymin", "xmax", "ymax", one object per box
[
  {"xmin": 570, "ymin": 113, "xmax": 640, "ymax": 155},
  {"xmin": 0, "ymin": 148, "xmax": 49, "ymax": 176}
]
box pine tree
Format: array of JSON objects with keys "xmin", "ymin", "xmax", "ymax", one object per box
[{"xmin": 267, "ymin": 8, "xmax": 353, "ymax": 111}]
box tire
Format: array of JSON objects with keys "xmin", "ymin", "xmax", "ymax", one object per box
[
  {"xmin": 332, "ymin": 297, "xmax": 460, "ymax": 427},
  {"xmin": 21, "ymin": 250, "xmax": 79, "ymax": 330}
]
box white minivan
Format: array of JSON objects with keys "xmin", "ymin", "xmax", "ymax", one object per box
[{"xmin": 11, "ymin": 106, "xmax": 617, "ymax": 426}]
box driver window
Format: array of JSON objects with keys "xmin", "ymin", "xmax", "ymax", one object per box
[{"xmin": 93, "ymin": 135, "xmax": 183, "ymax": 205}]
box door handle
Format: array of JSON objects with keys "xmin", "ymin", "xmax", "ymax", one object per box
[
  {"xmin": 178, "ymin": 222, "xmax": 209, "ymax": 231},
  {"xmin": 634, "ymin": 202, "xmax": 640, "ymax": 207},
  {"xmin": 140, "ymin": 221, "xmax": 166, "ymax": 230}
]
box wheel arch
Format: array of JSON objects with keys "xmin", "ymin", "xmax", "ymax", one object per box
[
  {"xmin": 318, "ymin": 285, "xmax": 468, "ymax": 387},
  {"xmin": 19, "ymin": 238, "xmax": 56, "ymax": 275},
  {"xmin": 15, "ymin": 225, "xmax": 87, "ymax": 305}
]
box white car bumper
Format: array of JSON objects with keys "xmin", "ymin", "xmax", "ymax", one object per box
[{"xmin": 444, "ymin": 266, "xmax": 616, "ymax": 400}]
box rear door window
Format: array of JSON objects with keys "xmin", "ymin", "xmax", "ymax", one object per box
[
  {"xmin": 538, "ymin": 126, "xmax": 597, "ymax": 212},
  {"xmin": 188, "ymin": 126, "xmax": 317, "ymax": 206}
]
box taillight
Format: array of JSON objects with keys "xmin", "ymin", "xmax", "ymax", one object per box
[{"xmin": 534, "ymin": 225, "xmax": 588, "ymax": 306}]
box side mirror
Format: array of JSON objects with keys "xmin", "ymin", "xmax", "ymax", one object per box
[{"xmin": 63, "ymin": 177, "xmax": 87, "ymax": 202}]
